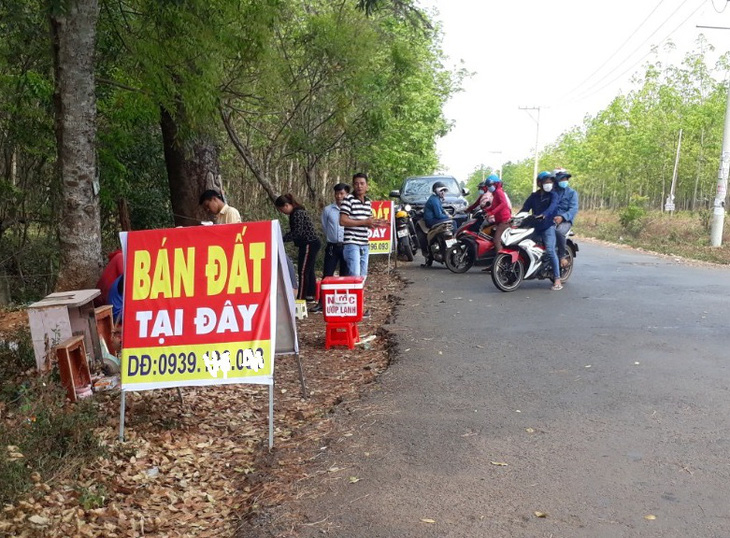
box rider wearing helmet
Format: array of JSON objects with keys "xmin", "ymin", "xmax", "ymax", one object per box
[
  {"xmin": 483, "ymin": 174, "xmax": 512, "ymax": 252},
  {"xmin": 519, "ymin": 171, "xmax": 562, "ymax": 290},
  {"xmin": 466, "ymin": 179, "xmax": 493, "ymax": 214},
  {"xmin": 553, "ymin": 168, "xmax": 579, "ymax": 268},
  {"xmin": 423, "ymin": 181, "xmax": 453, "ymax": 229}
]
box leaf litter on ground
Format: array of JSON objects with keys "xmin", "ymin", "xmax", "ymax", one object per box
[{"xmin": 0, "ymin": 265, "xmax": 400, "ymax": 537}]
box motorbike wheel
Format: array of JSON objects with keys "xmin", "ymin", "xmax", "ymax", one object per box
[
  {"xmin": 445, "ymin": 242, "xmax": 474, "ymax": 273},
  {"xmin": 409, "ymin": 231, "xmax": 419, "ymax": 255},
  {"xmin": 559, "ymin": 247, "xmax": 574, "ymax": 282},
  {"xmin": 398, "ymin": 235, "xmax": 415, "ymax": 262},
  {"xmin": 491, "ymin": 252, "xmax": 525, "ymax": 292}
]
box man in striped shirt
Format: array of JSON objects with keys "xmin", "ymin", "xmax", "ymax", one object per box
[{"xmin": 339, "ymin": 173, "xmax": 387, "ymax": 277}]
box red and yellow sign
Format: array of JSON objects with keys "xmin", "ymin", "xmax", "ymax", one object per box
[
  {"xmin": 368, "ymin": 200, "xmax": 393, "ymax": 254},
  {"xmin": 121, "ymin": 221, "xmax": 277, "ymax": 391}
]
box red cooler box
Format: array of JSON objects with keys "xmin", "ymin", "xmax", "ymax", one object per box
[{"xmin": 321, "ymin": 276, "xmax": 365, "ymax": 323}]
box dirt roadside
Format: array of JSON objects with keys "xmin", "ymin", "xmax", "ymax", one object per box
[{"xmin": 0, "ymin": 261, "xmax": 404, "ymax": 537}]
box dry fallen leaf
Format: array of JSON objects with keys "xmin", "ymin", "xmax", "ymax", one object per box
[
  {"xmin": 28, "ymin": 515, "xmax": 50, "ymax": 526},
  {"xmin": 534, "ymin": 511, "xmax": 548, "ymax": 518},
  {"xmin": 525, "ymin": 428, "xmax": 535, "ymax": 433},
  {"xmin": 490, "ymin": 461, "xmax": 508, "ymax": 467},
  {"xmin": 348, "ymin": 476, "xmax": 360, "ymax": 484},
  {"xmin": 420, "ymin": 518, "xmax": 436, "ymax": 524},
  {"xmin": 645, "ymin": 514, "xmax": 656, "ymax": 520}
]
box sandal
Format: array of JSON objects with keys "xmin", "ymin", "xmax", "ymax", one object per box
[{"xmin": 551, "ymin": 284, "xmax": 563, "ymax": 291}]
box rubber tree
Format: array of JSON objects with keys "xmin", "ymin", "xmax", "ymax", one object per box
[{"xmin": 50, "ymin": 0, "xmax": 103, "ymax": 289}]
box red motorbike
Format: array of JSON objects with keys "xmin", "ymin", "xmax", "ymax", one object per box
[{"xmin": 444, "ymin": 209, "xmax": 498, "ymax": 273}]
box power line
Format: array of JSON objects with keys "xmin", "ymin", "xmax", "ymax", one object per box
[
  {"xmin": 572, "ymin": 0, "xmax": 699, "ymax": 101},
  {"xmin": 562, "ymin": 0, "xmax": 669, "ymax": 101},
  {"xmin": 572, "ymin": 0, "xmax": 706, "ymax": 103},
  {"xmin": 710, "ymin": 0, "xmax": 729, "ymax": 13}
]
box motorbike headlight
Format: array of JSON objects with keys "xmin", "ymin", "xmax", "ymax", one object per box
[{"xmin": 404, "ymin": 204, "xmax": 411, "ymax": 212}]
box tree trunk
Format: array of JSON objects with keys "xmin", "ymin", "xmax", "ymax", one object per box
[
  {"xmin": 50, "ymin": 0, "xmax": 102, "ymax": 291},
  {"xmin": 693, "ymin": 129, "xmax": 704, "ymax": 211},
  {"xmin": 160, "ymin": 106, "xmax": 221, "ymax": 227}
]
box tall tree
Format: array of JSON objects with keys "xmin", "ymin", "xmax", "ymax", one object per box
[{"xmin": 50, "ymin": 0, "xmax": 102, "ymax": 289}]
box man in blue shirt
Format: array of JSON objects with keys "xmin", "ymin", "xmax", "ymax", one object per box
[
  {"xmin": 520, "ymin": 171, "xmax": 561, "ymax": 290},
  {"xmin": 553, "ymin": 169, "xmax": 579, "ymax": 268},
  {"xmin": 423, "ymin": 181, "xmax": 452, "ymax": 229},
  {"xmin": 321, "ymin": 183, "xmax": 350, "ymax": 277}
]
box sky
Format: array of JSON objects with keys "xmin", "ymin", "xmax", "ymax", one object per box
[{"xmin": 418, "ymin": 0, "xmax": 730, "ymax": 181}]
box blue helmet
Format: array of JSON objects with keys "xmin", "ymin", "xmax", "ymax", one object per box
[
  {"xmin": 536, "ymin": 171, "xmax": 554, "ymax": 184},
  {"xmin": 486, "ymin": 173, "xmax": 501, "ymax": 184}
]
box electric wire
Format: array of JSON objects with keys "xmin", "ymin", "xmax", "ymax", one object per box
[
  {"xmin": 561, "ymin": 0, "xmax": 668, "ymax": 101},
  {"xmin": 571, "ymin": 0, "xmax": 706, "ymax": 103},
  {"xmin": 710, "ymin": 0, "xmax": 728, "ymax": 13},
  {"xmin": 570, "ymin": 0, "xmax": 698, "ymax": 102}
]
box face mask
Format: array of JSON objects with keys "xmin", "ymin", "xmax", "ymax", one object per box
[
  {"xmin": 558, "ymin": 181, "xmax": 569, "ymax": 189},
  {"xmin": 542, "ymin": 183, "xmax": 553, "ymax": 192},
  {"xmin": 488, "ymin": 186, "xmax": 496, "ymax": 192}
]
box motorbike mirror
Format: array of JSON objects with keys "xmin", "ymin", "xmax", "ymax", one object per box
[{"xmin": 389, "ymin": 190, "xmax": 400, "ymax": 197}]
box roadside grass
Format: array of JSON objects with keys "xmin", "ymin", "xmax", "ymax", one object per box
[
  {"xmin": 575, "ymin": 209, "xmax": 730, "ymax": 264},
  {"xmin": 0, "ymin": 328, "xmax": 104, "ymax": 505}
]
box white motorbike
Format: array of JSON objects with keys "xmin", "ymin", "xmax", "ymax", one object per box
[{"xmin": 491, "ymin": 213, "xmax": 579, "ymax": 292}]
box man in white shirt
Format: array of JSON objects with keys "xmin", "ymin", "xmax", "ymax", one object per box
[
  {"xmin": 199, "ymin": 189, "xmax": 241, "ymax": 224},
  {"xmin": 321, "ymin": 183, "xmax": 350, "ymax": 277}
]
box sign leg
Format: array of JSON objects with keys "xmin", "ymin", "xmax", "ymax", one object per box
[
  {"xmin": 268, "ymin": 384, "xmax": 274, "ymax": 450},
  {"xmin": 295, "ymin": 352, "xmax": 308, "ymax": 398},
  {"xmin": 118, "ymin": 391, "xmax": 126, "ymax": 442}
]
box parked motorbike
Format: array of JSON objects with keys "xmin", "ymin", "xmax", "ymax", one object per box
[
  {"xmin": 395, "ymin": 204, "xmax": 419, "ymax": 262},
  {"xmin": 445, "ymin": 209, "xmax": 498, "ymax": 273},
  {"xmin": 491, "ymin": 213, "xmax": 579, "ymax": 292},
  {"xmin": 416, "ymin": 214, "xmax": 457, "ymax": 267}
]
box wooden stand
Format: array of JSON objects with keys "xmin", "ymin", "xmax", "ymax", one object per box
[
  {"xmin": 55, "ymin": 335, "xmax": 92, "ymax": 402},
  {"xmin": 28, "ymin": 289, "xmax": 101, "ymax": 372},
  {"xmin": 94, "ymin": 305, "xmax": 114, "ymax": 353}
]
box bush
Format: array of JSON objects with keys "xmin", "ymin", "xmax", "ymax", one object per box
[
  {"xmin": 619, "ymin": 195, "xmax": 648, "ymax": 237},
  {"xmin": 0, "ymin": 370, "xmax": 104, "ymax": 505},
  {"xmin": 0, "ymin": 327, "xmax": 36, "ymax": 382}
]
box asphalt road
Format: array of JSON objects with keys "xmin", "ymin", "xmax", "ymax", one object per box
[{"xmin": 292, "ymin": 241, "xmax": 730, "ymax": 538}]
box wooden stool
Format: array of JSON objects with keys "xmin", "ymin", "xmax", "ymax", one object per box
[
  {"xmin": 55, "ymin": 335, "xmax": 92, "ymax": 402},
  {"xmin": 325, "ymin": 322, "xmax": 359, "ymax": 350}
]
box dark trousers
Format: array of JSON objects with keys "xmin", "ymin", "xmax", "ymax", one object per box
[
  {"xmin": 555, "ymin": 221, "xmax": 572, "ymax": 259},
  {"xmin": 297, "ymin": 239, "xmax": 321, "ymax": 301},
  {"xmin": 322, "ymin": 242, "xmax": 348, "ymax": 278}
]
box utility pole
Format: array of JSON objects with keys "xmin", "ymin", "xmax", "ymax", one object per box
[
  {"xmin": 665, "ymin": 129, "xmax": 682, "ymax": 213},
  {"xmin": 519, "ymin": 106, "xmax": 542, "ymax": 191},
  {"xmin": 696, "ymin": 24, "xmax": 730, "ymax": 246},
  {"xmin": 710, "ymin": 81, "xmax": 730, "ymax": 246}
]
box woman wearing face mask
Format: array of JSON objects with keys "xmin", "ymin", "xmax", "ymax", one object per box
[
  {"xmin": 519, "ymin": 171, "xmax": 562, "ymax": 290},
  {"xmin": 483, "ymin": 174, "xmax": 512, "ymax": 252}
]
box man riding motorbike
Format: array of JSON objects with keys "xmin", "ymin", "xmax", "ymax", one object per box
[
  {"xmin": 424, "ymin": 181, "xmax": 453, "ymax": 229},
  {"xmin": 519, "ymin": 171, "xmax": 561, "ymax": 290},
  {"xmin": 553, "ymin": 168, "xmax": 579, "ymax": 269},
  {"xmin": 421, "ymin": 181, "xmax": 454, "ymax": 267}
]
